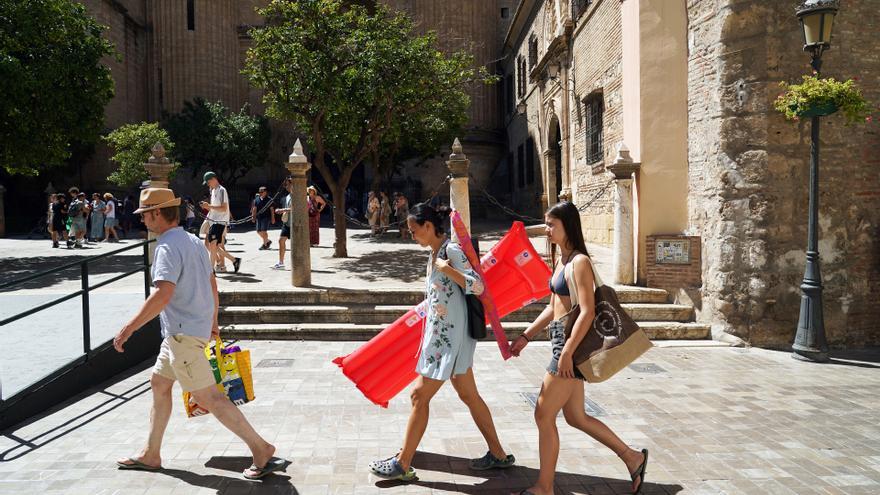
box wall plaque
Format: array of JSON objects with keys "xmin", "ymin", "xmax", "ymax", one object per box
[{"xmin": 655, "ymin": 239, "xmax": 690, "ymax": 264}]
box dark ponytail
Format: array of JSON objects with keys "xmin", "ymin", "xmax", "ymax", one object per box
[{"xmin": 408, "ymin": 204, "xmax": 446, "ymax": 237}]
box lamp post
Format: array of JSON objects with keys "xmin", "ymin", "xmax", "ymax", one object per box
[{"xmin": 792, "ymin": 0, "xmax": 838, "ymax": 363}]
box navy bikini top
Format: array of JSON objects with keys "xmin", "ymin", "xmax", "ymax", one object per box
[{"xmin": 549, "ymin": 256, "xmax": 576, "ymax": 297}]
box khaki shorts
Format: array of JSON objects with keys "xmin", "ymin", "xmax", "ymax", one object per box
[{"xmin": 153, "ymin": 335, "xmax": 217, "ymax": 392}]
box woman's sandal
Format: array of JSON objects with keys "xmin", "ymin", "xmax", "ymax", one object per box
[
  {"xmin": 630, "ymin": 448, "xmax": 649, "ymax": 494},
  {"xmin": 243, "ymin": 457, "xmax": 286, "ymax": 480}
]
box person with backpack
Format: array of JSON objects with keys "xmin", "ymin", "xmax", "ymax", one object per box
[
  {"xmin": 67, "ymin": 189, "xmax": 89, "ymax": 249},
  {"xmin": 368, "ymin": 204, "xmax": 514, "ymax": 481}
]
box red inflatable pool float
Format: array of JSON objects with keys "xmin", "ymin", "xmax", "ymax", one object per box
[{"xmin": 333, "ymin": 221, "xmax": 551, "ymax": 407}]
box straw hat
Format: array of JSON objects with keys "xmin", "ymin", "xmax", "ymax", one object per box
[{"xmin": 133, "ymin": 188, "xmax": 182, "ymax": 214}]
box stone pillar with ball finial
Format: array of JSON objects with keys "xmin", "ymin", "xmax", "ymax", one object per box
[
  {"xmin": 285, "ymin": 139, "xmax": 312, "ymax": 287},
  {"xmin": 446, "ymin": 138, "xmax": 471, "ymax": 244}
]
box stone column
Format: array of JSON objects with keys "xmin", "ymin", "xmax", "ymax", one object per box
[
  {"xmin": 143, "ymin": 143, "xmax": 174, "ymax": 264},
  {"xmin": 285, "ymin": 139, "xmax": 311, "ymax": 287},
  {"xmin": 0, "ymin": 184, "xmax": 6, "ymax": 238},
  {"xmin": 446, "ymin": 138, "xmax": 470, "ymax": 243},
  {"xmin": 606, "ymin": 143, "xmax": 640, "ymax": 285}
]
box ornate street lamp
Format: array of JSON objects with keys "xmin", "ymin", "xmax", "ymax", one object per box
[{"xmin": 792, "ymin": 0, "xmax": 839, "ymax": 363}]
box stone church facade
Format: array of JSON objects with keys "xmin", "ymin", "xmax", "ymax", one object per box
[
  {"xmin": 502, "ymin": 0, "xmax": 879, "ymax": 348},
  {"xmin": 67, "ymin": 0, "xmax": 877, "ymax": 348}
]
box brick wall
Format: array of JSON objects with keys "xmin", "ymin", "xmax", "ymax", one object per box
[
  {"xmin": 646, "ymin": 235, "xmax": 702, "ymax": 295},
  {"xmin": 687, "ymin": 0, "xmax": 880, "ymax": 347},
  {"xmin": 569, "ymin": 0, "xmax": 621, "ymax": 246}
]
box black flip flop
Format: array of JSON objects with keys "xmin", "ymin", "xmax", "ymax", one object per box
[
  {"xmin": 243, "ymin": 457, "xmax": 286, "ymax": 480},
  {"xmin": 117, "ymin": 457, "xmax": 162, "ymax": 471},
  {"xmin": 630, "ymin": 448, "xmax": 649, "ymax": 494}
]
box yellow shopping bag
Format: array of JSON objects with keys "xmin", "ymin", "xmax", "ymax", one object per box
[{"xmin": 182, "ymin": 340, "xmax": 255, "ymax": 418}]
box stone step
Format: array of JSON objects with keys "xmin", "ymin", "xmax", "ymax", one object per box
[
  {"xmin": 218, "ymin": 285, "xmax": 671, "ymax": 306},
  {"xmin": 218, "ymin": 302, "xmax": 693, "ymax": 325},
  {"xmin": 219, "ymin": 321, "xmax": 711, "ymax": 341}
]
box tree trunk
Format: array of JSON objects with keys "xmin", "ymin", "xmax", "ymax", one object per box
[
  {"xmin": 330, "ymin": 181, "xmax": 348, "ymax": 258},
  {"xmin": 369, "ymin": 148, "xmax": 382, "ymax": 195}
]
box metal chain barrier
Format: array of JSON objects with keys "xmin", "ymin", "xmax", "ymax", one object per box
[
  {"xmin": 186, "ymin": 176, "xmax": 291, "ymax": 226},
  {"xmin": 467, "ymin": 173, "xmax": 615, "ymax": 224},
  {"xmin": 184, "ymin": 173, "xmax": 614, "ymax": 230},
  {"xmin": 311, "ymin": 174, "xmax": 453, "ymax": 229}
]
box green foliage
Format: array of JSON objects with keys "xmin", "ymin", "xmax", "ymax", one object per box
[
  {"xmin": 774, "ymin": 75, "xmax": 871, "ymax": 125},
  {"xmin": 163, "ymin": 98, "xmax": 271, "ymax": 187},
  {"xmin": 104, "ymin": 123, "xmax": 175, "ymax": 187},
  {"xmin": 244, "ymin": 0, "xmax": 488, "ymax": 256},
  {"xmin": 0, "ymin": 0, "xmax": 116, "ymax": 175},
  {"xmin": 374, "ymin": 32, "xmax": 493, "ymax": 184}
]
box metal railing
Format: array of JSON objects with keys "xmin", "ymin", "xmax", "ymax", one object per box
[{"xmin": 0, "ymin": 239, "xmax": 154, "ymax": 405}]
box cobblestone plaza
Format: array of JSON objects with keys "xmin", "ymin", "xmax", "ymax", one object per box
[{"xmin": 0, "ymin": 340, "xmax": 878, "ymax": 494}]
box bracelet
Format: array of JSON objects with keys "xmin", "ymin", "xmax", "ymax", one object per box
[{"xmin": 521, "ymin": 333, "xmax": 530, "ymax": 342}]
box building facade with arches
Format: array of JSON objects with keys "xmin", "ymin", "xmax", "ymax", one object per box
[{"xmin": 500, "ymin": 0, "xmax": 879, "ymax": 348}]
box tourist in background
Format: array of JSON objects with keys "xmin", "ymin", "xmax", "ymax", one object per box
[
  {"xmin": 201, "ymin": 171, "xmax": 241, "ymax": 273},
  {"xmin": 67, "ymin": 190, "xmax": 89, "ymax": 249},
  {"xmin": 90, "ymin": 193, "xmax": 106, "ymax": 242},
  {"xmin": 272, "ymin": 179, "xmax": 293, "ymax": 270},
  {"xmin": 49, "ymin": 194, "xmax": 67, "ymax": 248},
  {"xmin": 103, "ymin": 193, "xmax": 121, "ymax": 242},
  {"xmin": 366, "ymin": 191, "xmax": 380, "ymax": 236},
  {"xmin": 252, "ymin": 186, "xmax": 274, "ymax": 250},
  {"xmin": 379, "ymin": 191, "xmax": 392, "ymax": 234},
  {"xmin": 307, "ymin": 186, "xmax": 326, "ymax": 246},
  {"xmin": 394, "ymin": 192, "xmax": 409, "ymax": 239},
  {"xmin": 183, "ymin": 197, "xmax": 197, "ymax": 232}
]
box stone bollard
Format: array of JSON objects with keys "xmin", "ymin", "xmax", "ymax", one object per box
[
  {"xmin": 606, "ymin": 143, "xmax": 640, "ymax": 286},
  {"xmin": 144, "ymin": 143, "xmax": 173, "ymax": 189},
  {"xmin": 143, "ymin": 143, "xmax": 174, "ymax": 264},
  {"xmin": 286, "ymin": 139, "xmax": 312, "ymax": 287},
  {"xmin": 446, "ymin": 138, "xmax": 470, "ymax": 244},
  {"xmin": 0, "ymin": 184, "xmax": 6, "ymax": 238}
]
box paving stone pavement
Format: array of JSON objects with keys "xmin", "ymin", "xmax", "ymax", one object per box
[{"xmin": 1, "ymin": 341, "xmax": 878, "ymax": 494}]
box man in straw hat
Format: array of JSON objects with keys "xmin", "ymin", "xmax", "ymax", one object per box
[{"xmin": 112, "ymin": 187, "xmax": 285, "ymax": 480}]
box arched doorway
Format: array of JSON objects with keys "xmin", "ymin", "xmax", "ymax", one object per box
[{"xmin": 544, "ymin": 117, "xmax": 563, "ymax": 208}]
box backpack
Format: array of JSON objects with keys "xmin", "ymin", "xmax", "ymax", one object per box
[
  {"xmin": 68, "ymin": 200, "xmax": 83, "ymax": 218},
  {"xmin": 438, "ymin": 241, "xmax": 487, "ymax": 340}
]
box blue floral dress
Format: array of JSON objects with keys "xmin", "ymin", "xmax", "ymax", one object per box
[{"xmin": 416, "ymin": 241, "xmax": 485, "ymax": 381}]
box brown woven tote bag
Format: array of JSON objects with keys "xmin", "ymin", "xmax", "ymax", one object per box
[{"xmin": 562, "ymin": 254, "xmax": 652, "ymax": 382}]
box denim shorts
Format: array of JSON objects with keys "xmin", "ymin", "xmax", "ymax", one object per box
[
  {"xmin": 546, "ymin": 319, "xmax": 586, "ymax": 380},
  {"xmin": 256, "ymin": 216, "xmax": 270, "ymax": 232}
]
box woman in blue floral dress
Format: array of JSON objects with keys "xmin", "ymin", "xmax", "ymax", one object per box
[{"xmin": 369, "ymin": 205, "xmax": 515, "ymax": 481}]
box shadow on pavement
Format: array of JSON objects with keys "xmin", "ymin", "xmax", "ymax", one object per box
[
  {"xmin": 376, "ymin": 451, "xmax": 682, "ymax": 495},
  {"xmin": 336, "ymin": 249, "xmax": 426, "ymax": 283},
  {"xmin": 218, "ymin": 271, "xmax": 262, "ymax": 284},
  {"xmin": 161, "ymin": 466, "xmax": 298, "ymax": 494},
  {"xmin": 828, "ymin": 347, "xmax": 880, "ymax": 368},
  {"xmin": 0, "ymin": 360, "xmax": 154, "ymax": 462},
  {"xmin": 0, "ymin": 253, "xmax": 144, "ymax": 292}
]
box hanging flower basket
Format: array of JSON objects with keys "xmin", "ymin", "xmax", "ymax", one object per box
[
  {"xmin": 789, "ymin": 101, "xmax": 838, "ymax": 118},
  {"xmin": 774, "ymin": 75, "xmax": 870, "ymax": 125}
]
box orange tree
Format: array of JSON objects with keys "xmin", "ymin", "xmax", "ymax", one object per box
[{"xmin": 244, "ymin": 0, "xmax": 481, "ymax": 257}]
